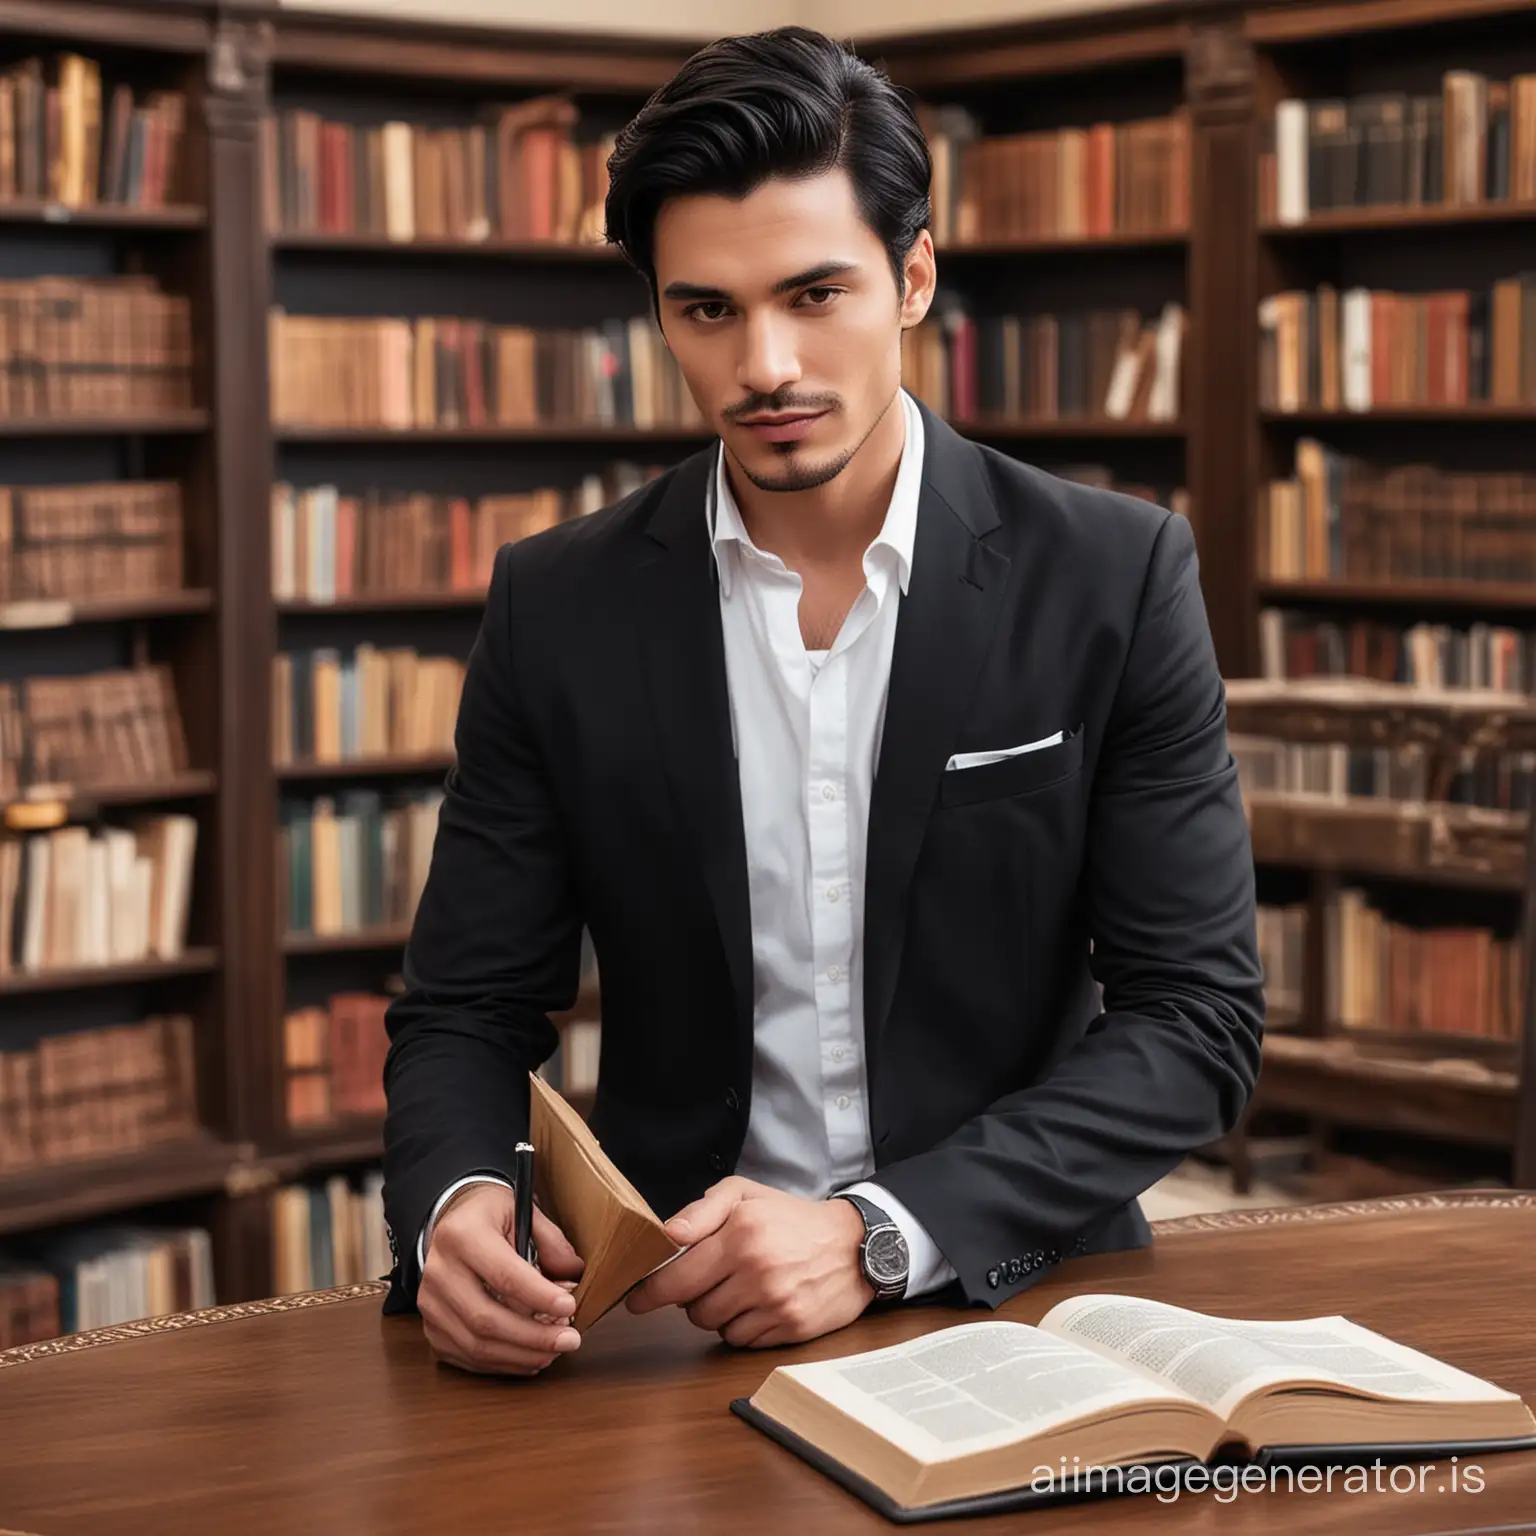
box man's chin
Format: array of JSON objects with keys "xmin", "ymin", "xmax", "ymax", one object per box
[{"xmin": 732, "ymin": 443, "xmax": 853, "ymax": 494}]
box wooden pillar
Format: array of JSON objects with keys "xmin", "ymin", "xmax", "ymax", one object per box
[
  {"xmin": 201, "ymin": 9, "xmax": 279, "ymax": 1152},
  {"xmin": 1185, "ymin": 19, "xmax": 1259, "ymax": 680}
]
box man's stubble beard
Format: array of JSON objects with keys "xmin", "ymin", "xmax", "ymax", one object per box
[{"xmin": 728, "ymin": 387, "xmax": 900, "ymax": 495}]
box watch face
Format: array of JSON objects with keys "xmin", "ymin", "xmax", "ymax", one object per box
[{"xmin": 865, "ymin": 1225, "xmax": 909, "ymax": 1287}]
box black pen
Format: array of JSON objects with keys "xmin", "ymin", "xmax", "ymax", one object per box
[{"xmin": 513, "ymin": 1140, "xmax": 535, "ymax": 1266}]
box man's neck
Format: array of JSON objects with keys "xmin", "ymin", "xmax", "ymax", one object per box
[{"xmin": 724, "ymin": 390, "xmax": 906, "ymax": 575}]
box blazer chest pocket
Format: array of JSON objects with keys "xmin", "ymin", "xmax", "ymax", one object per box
[{"xmin": 939, "ymin": 727, "xmax": 1084, "ymax": 808}]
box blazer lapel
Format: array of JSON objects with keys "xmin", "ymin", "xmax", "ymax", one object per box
[
  {"xmin": 629, "ymin": 446, "xmax": 755, "ymax": 1048},
  {"xmin": 864, "ymin": 405, "xmax": 1012, "ymax": 1078}
]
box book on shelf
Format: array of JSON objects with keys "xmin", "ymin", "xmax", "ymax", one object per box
[
  {"xmin": 279, "ymin": 789, "xmax": 440, "ymax": 938},
  {"xmin": 919, "ymin": 104, "xmax": 1189, "ymax": 243},
  {"xmin": 1256, "ymin": 610, "xmax": 1536, "ymax": 696},
  {"xmin": 1260, "ymin": 440, "xmax": 1536, "ymax": 586},
  {"xmin": 902, "ymin": 301, "xmax": 1184, "ymax": 425},
  {"xmin": 0, "ymin": 1266, "xmax": 61, "ymax": 1348},
  {"xmin": 1263, "ymin": 70, "xmax": 1536, "ymax": 224},
  {"xmin": 733, "ymin": 1294, "xmax": 1536, "ymax": 1520},
  {"xmin": 283, "ymin": 992, "xmax": 390, "ymax": 1128},
  {"xmin": 272, "ymin": 1172, "xmax": 391, "ymax": 1295},
  {"xmin": 0, "ymin": 664, "xmax": 189, "ymax": 799},
  {"xmin": 268, "ymin": 310, "xmax": 704, "ymax": 432},
  {"xmin": 272, "ymin": 646, "xmax": 464, "ymax": 767},
  {"xmin": 0, "ymin": 481, "xmax": 183, "ymax": 606},
  {"xmin": 0, "ymin": 813, "xmax": 197, "ymax": 975},
  {"xmin": 1043, "ymin": 463, "xmax": 1189, "ymax": 516},
  {"xmin": 0, "ymin": 1013, "xmax": 198, "ymax": 1170},
  {"xmin": 262, "ymin": 92, "xmax": 612, "ymax": 246},
  {"xmin": 528, "ymin": 1070, "xmax": 679, "ymax": 1333},
  {"xmin": 0, "ymin": 54, "xmax": 186, "ymax": 211},
  {"xmin": 537, "ymin": 1017, "xmax": 600, "ymax": 1099},
  {"xmin": 0, "ymin": 277, "xmax": 192, "ymax": 419},
  {"xmin": 270, "ymin": 470, "xmax": 664, "ymax": 603},
  {"xmin": 1258, "ymin": 902, "xmax": 1306, "ymax": 1022}
]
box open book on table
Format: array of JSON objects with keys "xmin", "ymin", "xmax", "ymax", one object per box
[
  {"xmin": 731, "ymin": 1293, "xmax": 1536, "ymax": 1521},
  {"xmin": 527, "ymin": 1071, "xmax": 682, "ymax": 1334}
]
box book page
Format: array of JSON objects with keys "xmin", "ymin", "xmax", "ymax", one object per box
[
  {"xmin": 770, "ymin": 1320, "xmax": 1194, "ymax": 1466},
  {"xmin": 1042, "ymin": 1295, "xmax": 1520, "ymax": 1423}
]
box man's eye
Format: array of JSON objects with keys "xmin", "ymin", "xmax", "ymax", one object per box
[
  {"xmin": 686, "ymin": 302, "xmax": 730, "ymax": 322},
  {"xmin": 800, "ymin": 287, "xmax": 841, "ymax": 306}
]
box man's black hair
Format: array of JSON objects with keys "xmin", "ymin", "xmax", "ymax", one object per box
[{"xmin": 604, "ymin": 25, "xmax": 932, "ymax": 317}]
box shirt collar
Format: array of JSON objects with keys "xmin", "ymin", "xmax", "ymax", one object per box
[{"xmin": 708, "ymin": 388, "xmax": 924, "ymax": 600}]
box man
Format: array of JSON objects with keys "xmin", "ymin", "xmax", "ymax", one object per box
[{"xmin": 380, "ymin": 25, "xmax": 1264, "ymax": 1378}]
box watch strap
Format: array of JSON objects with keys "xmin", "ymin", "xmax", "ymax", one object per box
[{"xmin": 836, "ymin": 1191, "xmax": 908, "ymax": 1302}]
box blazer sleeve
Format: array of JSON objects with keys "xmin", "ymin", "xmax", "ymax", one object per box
[
  {"xmin": 379, "ymin": 541, "xmax": 584, "ymax": 1311},
  {"xmin": 871, "ymin": 509, "xmax": 1266, "ymax": 1308}
]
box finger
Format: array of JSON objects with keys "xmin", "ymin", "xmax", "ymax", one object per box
[
  {"xmin": 531, "ymin": 1208, "xmax": 585, "ymax": 1281},
  {"xmin": 425, "ymin": 1313, "xmax": 568, "ymax": 1377},
  {"xmin": 440, "ymin": 1267, "xmax": 582, "ymax": 1354},
  {"xmin": 720, "ymin": 1308, "xmax": 783, "ymax": 1349},
  {"xmin": 665, "ymin": 1178, "xmax": 748, "ymax": 1246},
  {"xmin": 454, "ymin": 1223, "xmax": 577, "ymax": 1321},
  {"xmin": 683, "ymin": 1271, "xmax": 759, "ymax": 1334},
  {"xmin": 625, "ymin": 1233, "xmax": 730, "ymax": 1314}
]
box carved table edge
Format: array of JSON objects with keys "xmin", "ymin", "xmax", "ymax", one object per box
[
  {"xmin": 0, "ymin": 1279, "xmax": 389, "ymax": 1370},
  {"xmin": 1148, "ymin": 1185, "xmax": 1536, "ymax": 1234}
]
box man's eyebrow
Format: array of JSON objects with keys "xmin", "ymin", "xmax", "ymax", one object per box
[{"xmin": 660, "ymin": 261, "xmax": 861, "ymax": 303}]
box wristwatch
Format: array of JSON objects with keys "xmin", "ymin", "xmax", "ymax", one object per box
[{"xmin": 835, "ymin": 1192, "xmax": 910, "ymax": 1303}]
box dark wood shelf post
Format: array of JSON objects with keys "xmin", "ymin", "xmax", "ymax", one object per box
[
  {"xmin": 203, "ymin": 6, "xmax": 279, "ymax": 1153},
  {"xmin": 1186, "ymin": 18, "xmax": 1259, "ymax": 680}
]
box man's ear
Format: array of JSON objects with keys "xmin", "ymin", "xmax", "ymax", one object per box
[{"xmin": 899, "ymin": 229, "xmax": 937, "ymax": 330}]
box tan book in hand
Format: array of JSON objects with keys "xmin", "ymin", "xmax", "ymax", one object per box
[
  {"xmin": 527, "ymin": 1071, "xmax": 682, "ymax": 1334},
  {"xmin": 735, "ymin": 1293, "xmax": 1536, "ymax": 1519}
]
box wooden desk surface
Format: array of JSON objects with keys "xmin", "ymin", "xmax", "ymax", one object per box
[{"xmin": 3, "ymin": 1191, "xmax": 1535, "ymax": 1535}]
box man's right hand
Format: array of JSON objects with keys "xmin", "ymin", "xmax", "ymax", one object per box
[{"xmin": 418, "ymin": 1183, "xmax": 586, "ymax": 1376}]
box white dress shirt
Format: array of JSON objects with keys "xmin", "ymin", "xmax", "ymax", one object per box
[{"xmin": 423, "ymin": 389, "xmax": 957, "ymax": 1299}]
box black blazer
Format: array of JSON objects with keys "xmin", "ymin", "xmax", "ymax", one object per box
[{"xmin": 380, "ymin": 400, "xmax": 1265, "ymax": 1315}]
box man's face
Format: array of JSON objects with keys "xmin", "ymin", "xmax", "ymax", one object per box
[{"xmin": 652, "ymin": 167, "xmax": 934, "ymax": 493}]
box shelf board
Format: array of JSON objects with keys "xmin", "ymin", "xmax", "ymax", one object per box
[
  {"xmin": 271, "ymin": 232, "xmax": 620, "ymax": 258},
  {"xmin": 1, "ymin": 770, "xmax": 217, "ymax": 825},
  {"xmin": 269, "ymin": 1118, "xmax": 385, "ymax": 1176},
  {"xmin": 283, "ymin": 925, "xmax": 412, "ymax": 955},
  {"xmin": 0, "ymin": 948, "xmax": 220, "ymax": 997},
  {"xmin": 1263, "ymin": 201, "xmax": 1536, "ymax": 236},
  {"xmin": 1262, "ymin": 406, "xmax": 1536, "ymax": 425},
  {"xmin": 959, "ymin": 416, "xmax": 1184, "ymax": 439},
  {"xmin": 0, "ymin": 199, "xmax": 206, "ymax": 230},
  {"xmin": 277, "ymin": 592, "xmax": 485, "ymax": 614},
  {"xmin": 276, "ymin": 754, "xmax": 453, "ymax": 780},
  {"xmin": 938, "ymin": 230, "xmax": 1188, "ymax": 254},
  {"xmin": 0, "ymin": 410, "xmax": 208, "ymax": 437},
  {"xmin": 0, "ymin": 589, "xmax": 215, "ymax": 629},
  {"xmin": 0, "ymin": 1133, "xmax": 246, "ymax": 1239},
  {"xmin": 273, "ymin": 423, "xmax": 711, "ymax": 445},
  {"xmin": 1257, "ymin": 578, "xmax": 1536, "ymax": 610}
]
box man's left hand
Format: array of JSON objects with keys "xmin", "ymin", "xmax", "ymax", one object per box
[{"xmin": 624, "ymin": 1177, "xmax": 876, "ymax": 1347}]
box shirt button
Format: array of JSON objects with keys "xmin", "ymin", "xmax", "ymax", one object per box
[
  {"xmin": 832, "ymin": 1046, "xmax": 847, "ymax": 1061},
  {"xmin": 822, "ymin": 783, "xmax": 836, "ymax": 801},
  {"xmin": 827, "ymin": 964, "xmax": 841, "ymax": 982},
  {"xmin": 836, "ymin": 1094, "xmax": 850, "ymax": 1110},
  {"xmin": 826, "ymin": 885, "xmax": 840, "ymax": 903}
]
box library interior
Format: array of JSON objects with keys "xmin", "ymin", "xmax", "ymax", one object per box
[{"xmin": 6, "ymin": 0, "xmax": 1536, "ymax": 1529}]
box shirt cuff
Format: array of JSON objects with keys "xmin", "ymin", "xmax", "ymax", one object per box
[
  {"xmin": 841, "ymin": 1180, "xmax": 958, "ymax": 1300},
  {"xmin": 417, "ymin": 1173, "xmax": 514, "ymax": 1271}
]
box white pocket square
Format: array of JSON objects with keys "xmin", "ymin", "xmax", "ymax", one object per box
[{"xmin": 945, "ymin": 731, "xmax": 1066, "ymax": 772}]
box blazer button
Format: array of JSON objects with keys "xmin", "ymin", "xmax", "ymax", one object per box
[
  {"xmin": 708, "ymin": 1151, "xmax": 726, "ymax": 1172},
  {"xmin": 724, "ymin": 1087, "xmax": 740, "ymax": 1112},
  {"xmin": 987, "ymin": 1268, "xmax": 1000, "ymax": 1289}
]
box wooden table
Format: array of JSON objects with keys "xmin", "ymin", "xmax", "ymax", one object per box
[{"xmin": 4, "ymin": 1191, "xmax": 1535, "ymax": 1534}]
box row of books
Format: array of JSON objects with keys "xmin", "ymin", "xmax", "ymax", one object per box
[
  {"xmin": 283, "ymin": 992, "xmax": 389, "ymax": 1129},
  {"xmin": 0, "ymin": 1014, "xmax": 196, "ymax": 1173},
  {"xmin": 261, "ymin": 95, "xmax": 611, "ymax": 247},
  {"xmin": 0, "ymin": 55, "xmax": 184, "ymax": 211},
  {"xmin": 0, "ymin": 815, "xmax": 198, "ymax": 976},
  {"xmin": 1044, "ymin": 464, "xmax": 1189, "ymax": 516},
  {"xmin": 270, "ymin": 467, "xmax": 662, "ymax": 603},
  {"xmin": 1257, "ymin": 611, "xmax": 1536, "ymax": 697},
  {"xmin": 267, "ymin": 311, "xmax": 704, "ymax": 432},
  {"xmin": 1259, "ymin": 440, "xmax": 1536, "ymax": 586},
  {"xmin": 920, "ymin": 105, "xmax": 1190, "ymax": 243},
  {"xmin": 902, "ymin": 301, "xmax": 1184, "ymax": 426},
  {"xmin": 1325, "ymin": 886, "xmax": 1525, "ymax": 1041},
  {"xmin": 1264, "ymin": 71, "xmax": 1536, "ymax": 222},
  {"xmin": 272, "ymin": 1173, "xmax": 390, "ymax": 1296},
  {"xmin": 279, "ymin": 789, "xmax": 440, "ymax": 938},
  {"xmin": 0, "ymin": 481, "xmax": 183, "ymax": 607},
  {"xmin": 272, "ymin": 647, "xmax": 464, "ymax": 767},
  {"xmin": 0, "ymin": 1225, "xmax": 214, "ymax": 1346},
  {"xmin": 1258, "ymin": 281, "xmax": 1536, "ymax": 414},
  {"xmin": 1258, "ymin": 900, "xmax": 1306, "ymax": 1022},
  {"xmin": 0, "ymin": 665, "xmax": 188, "ymax": 799},
  {"xmin": 1232, "ymin": 732, "xmax": 1536, "ymax": 813},
  {"xmin": 0, "ymin": 277, "xmax": 193, "ymax": 420}
]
